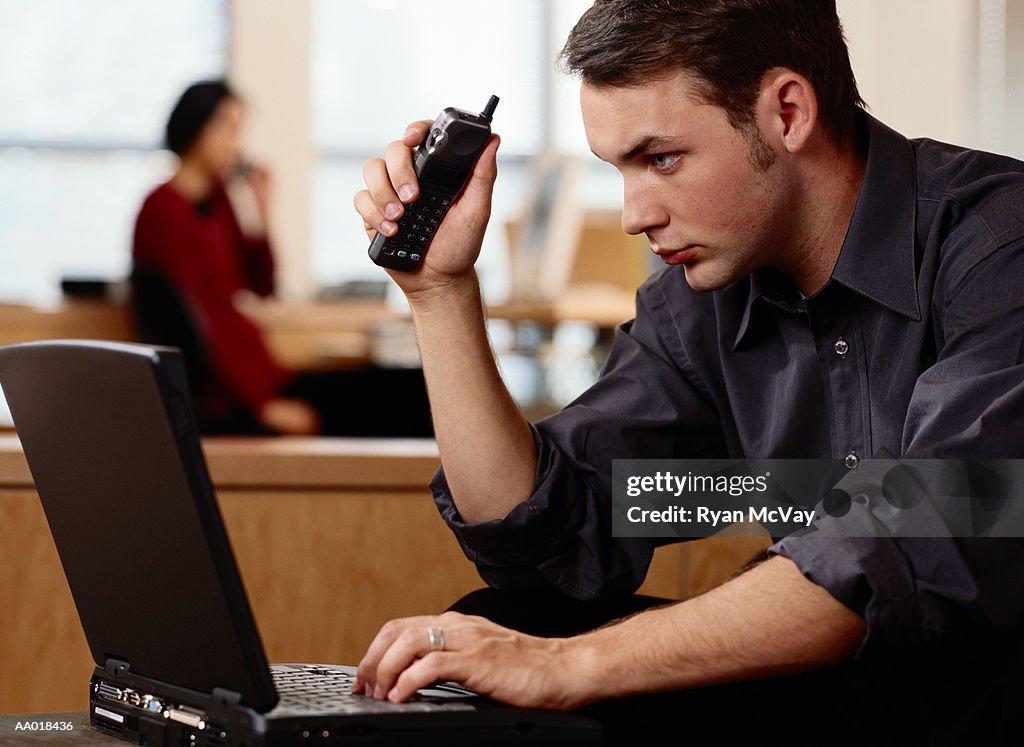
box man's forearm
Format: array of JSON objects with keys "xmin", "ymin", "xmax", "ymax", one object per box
[
  {"xmin": 568, "ymin": 555, "xmax": 866, "ymax": 705},
  {"xmin": 408, "ymin": 273, "xmax": 537, "ymax": 523}
]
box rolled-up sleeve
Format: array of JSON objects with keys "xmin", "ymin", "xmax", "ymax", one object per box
[
  {"xmin": 431, "ymin": 277, "xmax": 725, "ymax": 600},
  {"xmin": 771, "ymin": 535, "xmax": 1024, "ymax": 654},
  {"xmin": 771, "ymin": 234, "xmax": 1024, "ymax": 651}
]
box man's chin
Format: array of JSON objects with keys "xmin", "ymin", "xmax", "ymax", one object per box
[{"xmin": 680, "ymin": 263, "xmax": 737, "ymax": 293}]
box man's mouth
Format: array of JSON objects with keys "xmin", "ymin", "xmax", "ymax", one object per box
[{"xmin": 652, "ymin": 245, "xmax": 699, "ymax": 265}]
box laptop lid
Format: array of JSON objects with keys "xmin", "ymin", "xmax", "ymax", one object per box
[{"xmin": 0, "ymin": 340, "xmax": 278, "ymax": 712}]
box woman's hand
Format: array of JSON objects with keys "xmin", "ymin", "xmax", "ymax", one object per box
[
  {"xmin": 258, "ymin": 397, "xmax": 321, "ymax": 435},
  {"xmin": 245, "ymin": 162, "xmax": 272, "ymax": 225}
]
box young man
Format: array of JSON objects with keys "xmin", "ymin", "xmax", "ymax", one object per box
[{"xmin": 352, "ymin": 1, "xmax": 1024, "ymax": 741}]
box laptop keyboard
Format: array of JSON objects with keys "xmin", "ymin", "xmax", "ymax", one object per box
[{"xmin": 270, "ymin": 665, "xmax": 476, "ymax": 715}]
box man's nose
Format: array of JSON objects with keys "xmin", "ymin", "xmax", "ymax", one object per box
[{"xmin": 620, "ymin": 181, "xmax": 664, "ymax": 236}]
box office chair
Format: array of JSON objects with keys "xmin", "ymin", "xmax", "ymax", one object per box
[{"xmin": 129, "ymin": 265, "xmax": 210, "ymax": 399}]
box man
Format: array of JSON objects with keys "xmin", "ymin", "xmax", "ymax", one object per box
[{"xmin": 352, "ymin": 0, "xmax": 1024, "ymax": 742}]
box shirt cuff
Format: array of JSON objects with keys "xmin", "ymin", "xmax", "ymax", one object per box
[{"xmin": 429, "ymin": 423, "xmax": 587, "ymax": 569}]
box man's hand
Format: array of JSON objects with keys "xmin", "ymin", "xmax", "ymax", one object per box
[
  {"xmin": 352, "ymin": 120, "xmax": 500, "ymax": 301},
  {"xmin": 355, "ymin": 558, "xmax": 866, "ymax": 711},
  {"xmin": 353, "ymin": 611, "xmax": 590, "ymax": 711}
]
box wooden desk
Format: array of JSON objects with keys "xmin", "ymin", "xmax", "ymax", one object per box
[
  {"xmin": 1, "ymin": 436, "xmax": 765, "ymax": 715},
  {"xmin": 242, "ymin": 299, "xmax": 393, "ymax": 371},
  {"xmin": 0, "ymin": 300, "xmax": 381, "ymax": 373},
  {"xmin": 489, "ymin": 285, "xmax": 637, "ymax": 329},
  {"xmin": 0, "ymin": 302, "xmax": 134, "ymax": 346}
]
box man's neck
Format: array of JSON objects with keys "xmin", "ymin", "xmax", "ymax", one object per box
[{"xmin": 781, "ymin": 130, "xmax": 867, "ymax": 297}]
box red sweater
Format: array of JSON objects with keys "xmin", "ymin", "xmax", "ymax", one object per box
[{"xmin": 132, "ymin": 181, "xmax": 291, "ymax": 421}]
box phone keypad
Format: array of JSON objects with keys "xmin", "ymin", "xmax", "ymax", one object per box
[{"xmin": 379, "ymin": 192, "xmax": 453, "ymax": 264}]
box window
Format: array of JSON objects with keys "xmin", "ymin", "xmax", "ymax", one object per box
[
  {"xmin": 0, "ymin": 0, "xmax": 229, "ymax": 304},
  {"xmin": 312, "ymin": 0, "xmax": 552, "ymax": 300}
]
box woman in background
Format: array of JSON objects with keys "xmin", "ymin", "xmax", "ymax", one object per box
[
  {"xmin": 133, "ymin": 80, "xmax": 431, "ymax": 437},
  {"xmin": 133, "ymin": 80, "xmax": 318, "ymax": 434}
]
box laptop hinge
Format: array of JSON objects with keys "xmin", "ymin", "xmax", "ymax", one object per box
[
  {"xmin": 211, "ymin": 687, "xmax": 242, "ymax": 709},
  {"xmin": 103, "ymin": 658, "xmax": 131, "ymax": 677}
]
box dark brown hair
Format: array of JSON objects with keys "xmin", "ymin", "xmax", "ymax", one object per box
[
  {"xmin": 559, "ymin": 0, "xmax": 864, "ymax": 145},
  {"xmin": 165, "ymin": 80, "xmax": 237, "ymax": 156}
]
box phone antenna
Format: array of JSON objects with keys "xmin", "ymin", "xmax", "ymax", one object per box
[{"xmin": 480, "ymin": 95, "xmax": 500, "ymax": 122}]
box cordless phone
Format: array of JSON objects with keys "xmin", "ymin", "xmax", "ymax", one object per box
[{"xmin": 368, "ymin": 95, "xmax": 499, "ymax": 271}]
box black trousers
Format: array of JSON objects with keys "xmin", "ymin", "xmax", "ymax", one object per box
[{"xmin": 448, "ymin": 588, "xmax": 1024, "ymax": 746}]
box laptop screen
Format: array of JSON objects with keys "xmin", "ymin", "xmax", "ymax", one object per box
[{"xmin": 0, "ymin": 340, "xmax": 277, "ymax": 711}]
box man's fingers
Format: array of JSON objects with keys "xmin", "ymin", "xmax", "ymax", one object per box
[
  {"xmin": 355, "ymin": 616, "xmax": 435, "ymax": 693},
  {"xmin": 361, "ymin": 156, "xmax": 404, "ymax": 234},
  {"xmin": 372, "ymin": 625, "xmax": 454, "ymax": 698},
  {"xmin": 355, "ymin": 120, "xmax": 433, "ymax": 240},
  {"xmin": 469, "ymin": 135, "xmax": 501, "ymax": 185},
  {"xmin": 457, "ymin": 135, "xmax": 500, "ymax": 215},
  {"xmin": 353, "ymin": 189, "xmax": 385, "ymax": 239},
  {"xmin": 388, "ymin": 652, "xmax": 464, "ymax": 703},
  {"xmin": 356, "ymin": 617, "xmax": 412, "ymax": 692},
  {"xmin": 384, "ymin": 138, "xmax": 420, "ymax": 205},
  {"xmin": 401, "ymin": 119, "xmax": 433, "ymax": 148},
  {"xmin": 382, "ymin": 120, "xmax": 432, "ymax": 207},
  {"xmin": 356, "ymin": 613, "xmax": 471, "ymax": 697}
]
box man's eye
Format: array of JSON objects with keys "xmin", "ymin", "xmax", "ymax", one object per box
[{"xmin": 650, "ymin": 153, "xmax": 682, "ymax": 171}]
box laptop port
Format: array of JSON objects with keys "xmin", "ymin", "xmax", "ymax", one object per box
[
  {"xmin": 93, "ymin": 682, "xmax": 123, "ymax": 702},
  {"xmin": 166, "ymin": 707, "xmax": 207, "ymax": 730}
]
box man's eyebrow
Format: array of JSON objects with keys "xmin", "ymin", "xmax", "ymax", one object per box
[{"xmin": 592, "ymin": 135, "xmax": 684, "ymax": 164}]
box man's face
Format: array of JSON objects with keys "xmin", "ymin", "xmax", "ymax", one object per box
[{"xmin": 582, "ymin": 71, "xmax": 793, "ymax": 292}]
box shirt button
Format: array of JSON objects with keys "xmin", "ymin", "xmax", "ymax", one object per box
[
  {"xmin": 845, "ymin": 451, "xmax": 859, "ymax": 470},
  {"xmin": 834, "ymin": 337, "xmax": 849, "ymax": 358}
]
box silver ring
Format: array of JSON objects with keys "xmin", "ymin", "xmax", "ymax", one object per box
[{"xmin": 427, "ymin": 626, "xmax": 446, "ymax": 652}]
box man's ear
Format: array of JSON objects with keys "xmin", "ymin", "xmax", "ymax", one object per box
[{"xmin": 756, "ymin": 68, "xmax": 818, "ymax": 154}]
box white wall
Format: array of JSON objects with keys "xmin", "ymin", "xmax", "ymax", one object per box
[
  {"xmin": 837, "ymin": 0, "xmax": 978, "ymax": 145},
  {"xmin": 230, "ymin": 0, "xmax": 314, "ymax": 300},
  {"xmin": 1005, "ymin": 0, "xmax": 1024, "ymax": 157}
]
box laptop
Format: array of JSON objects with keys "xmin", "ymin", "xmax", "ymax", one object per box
[{"xmin": 0, "ymin": 340, "xmax": 601, "ymax": 746}]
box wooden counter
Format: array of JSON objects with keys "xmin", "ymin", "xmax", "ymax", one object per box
[
  {"xmin": 0, "ymin": 435, "xmax": 768, "ymax": 715},
  {"xmin": 488, "ymin": 285, "xmax": 637, "ymax": 329},
  {"xmin": 0, "ymin": 300, "xmax": 380, "ymax": 373}
]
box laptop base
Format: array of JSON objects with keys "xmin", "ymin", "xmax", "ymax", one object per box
[{"xmin": 89, "ymin": 663, "xmax": 602, "ymax": 746}]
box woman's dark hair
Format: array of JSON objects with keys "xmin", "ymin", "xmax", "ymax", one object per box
[
  {"xmin": 164, "ymin": 80, "xmax": 237, "ymax": 156},
  {"xmin": 559, "ymin": 0, "xmax": 864, "ymax": 145}
]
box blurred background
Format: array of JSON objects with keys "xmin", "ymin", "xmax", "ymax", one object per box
[
  {"xmin": 2, "ymin": 1, "xmax": 1024, "ymax": 715},
  {"xmin": 1, "ymin": 0, "xmax": 1023, "ymax": 422}
]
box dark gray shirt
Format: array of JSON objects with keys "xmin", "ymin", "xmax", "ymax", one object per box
[{"xmin": 431, "ymin": 112, "xmax": 1024, "ymax": 652}]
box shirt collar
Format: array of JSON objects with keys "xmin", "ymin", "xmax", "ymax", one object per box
[
  {"xmin": 732, "ymin": 111, "xmax": 921, "ymax": 351},
  {"xmin": 830, "ymin": 112, "xmax": 921, "ymax": 321}
]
